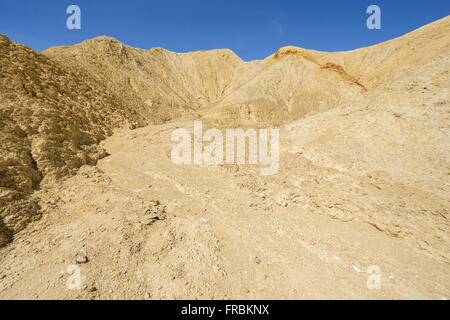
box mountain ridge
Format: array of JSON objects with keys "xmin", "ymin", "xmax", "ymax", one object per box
[{"xmin": 1, "ymin": 16, "xmax": 449, "ymax": 251}]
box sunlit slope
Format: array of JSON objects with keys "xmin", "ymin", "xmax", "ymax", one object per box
[
  {"xmin": 1, "ymin": 16, "xmax": 449, "ymax": 248},
  {"xmin": 0, "ymin": 34, "xmax": 147, "ymax": 246},
  {"xmin": 284, "ymin": 48, "xmax": 450, "ymax": 261}
]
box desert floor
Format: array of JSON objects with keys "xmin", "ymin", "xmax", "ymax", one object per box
[{"xmin": 0, "ymin": 122, "xmax": 448, "ymax": 300}]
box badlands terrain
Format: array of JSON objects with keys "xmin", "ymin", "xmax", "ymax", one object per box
[{"xmin": 0, "ymin": 16, "xmax": 449, "ymax": 299}]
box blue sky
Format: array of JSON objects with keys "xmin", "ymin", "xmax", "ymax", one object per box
[{"xmin": 0, "ymin": 0, "xmax": 448, "ymax": 61}]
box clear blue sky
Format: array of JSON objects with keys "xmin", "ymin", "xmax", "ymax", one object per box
[{"xmin": 1, "ymin": 0, "xmax": 449, "ymax": 61}]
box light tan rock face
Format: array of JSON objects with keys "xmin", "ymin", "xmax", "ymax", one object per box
[
  {"xmin": 292, "ymin": 15, "xmax": 450, "ymax": 90},
  {"xmin": 284, "ymin": 48, "xmax": 450, "ymax": 262},
  {"xmin": 45, "ymin": 36, "xmax": 366, "ymax": 127},
  {"xmin": 203, "ymin": 51, "xmax": 365, "ymax": 126},
  {"xmin": 45, "ymin": 37, "xmax": 244, "ymax": 122},
  {"xmin": 0, "ymin": 15, "xmax": 449, "ymax": 257}
]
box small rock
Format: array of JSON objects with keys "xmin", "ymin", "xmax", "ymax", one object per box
[
  {"xmin": 218, "ymin": 269, "xmax": 227, "ymax": 278},
  {"xmin": 76, "ymin": 251, "xmax": 89, "ymax": 264},
  {"xmin": 254, "ymin": 257, "xmax": 262, "ymax": 264},
  {"xmin": 88, "ymin": 285, "xmax": 97, "ymax": 293}
]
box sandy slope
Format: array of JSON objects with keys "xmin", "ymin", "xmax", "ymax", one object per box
[
  {"xmin": 0, "ymin": 124, "xmax": 448, "ymax": 299},
  {"xmin": 0, "ymin": 16, "xmax": 449, "ymax": 299}
]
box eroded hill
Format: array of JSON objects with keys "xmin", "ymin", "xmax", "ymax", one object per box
[{"xmin": 0, "ymin": 16, "xmax": 449, "ymax": 289}]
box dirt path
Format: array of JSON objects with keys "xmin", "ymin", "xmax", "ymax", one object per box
[{"xmin": 0, "ymin": 123, "xmax": 448, "ymax": 299}]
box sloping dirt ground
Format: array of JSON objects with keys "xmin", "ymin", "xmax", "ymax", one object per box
[
  {"xmin": 0, "ymin": 16, "xmax": 449, "ymax": 300},
  {"xmin": 0, "ymin": 123, "xmax": 448, "ymax": 299}
]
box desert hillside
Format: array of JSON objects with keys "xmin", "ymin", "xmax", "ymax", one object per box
[
  {"xmin": 0, "ymin": 16, "xmax": 449, "ymax": 299},
  {"xmin": 0, "ymin": 33, "xmax": 153, "ymax": 245}
]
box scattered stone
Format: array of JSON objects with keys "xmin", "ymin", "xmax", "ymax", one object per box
[
  {"xmin": 76, "ymin": 251, "xmax": 89, "ymax": 264},
  {"xmin": 218, "ymin": 269, "xmax": 227, "ymax": 278},
  {"xmin": 254, "ymin": 257, "xmax": 262, "ymax": 264},
  {"xmin": 241, "ymin": 287, "xmax": 250, "ymax": 294},
  {"xmin": 88, "ymin": 285, "xmax": 97, "ymax": 293},
  {"xmin": 256, "ymin": 193, "xmax": 266, "ymax": 199},
  {"xmin": 141, "ymin": 200, "xmax": 167, "ymax": 226},
  {"xmin": 352, "ymin": 265, "xmax": 361, "ymax": 273}
]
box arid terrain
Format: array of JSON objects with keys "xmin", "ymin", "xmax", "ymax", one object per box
[{"xmin": 0, "ymin": 16, "xmax": 449, "ymax": 299}]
